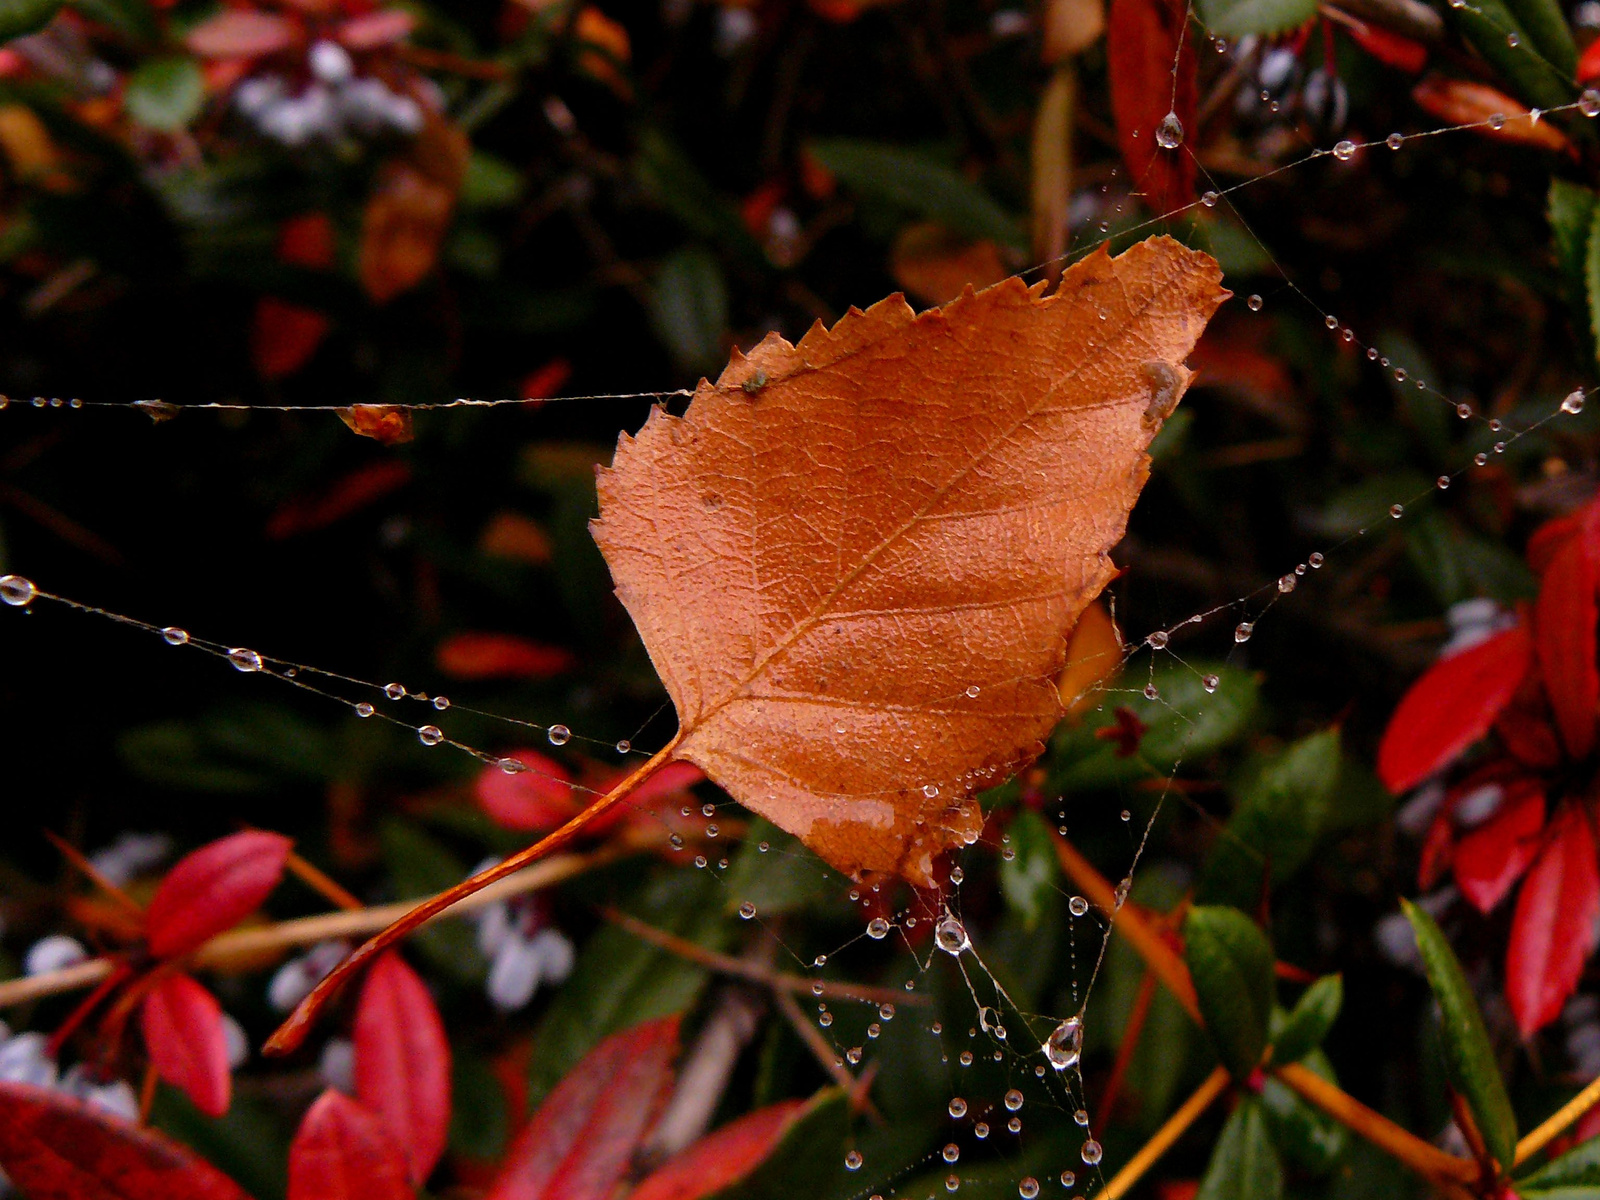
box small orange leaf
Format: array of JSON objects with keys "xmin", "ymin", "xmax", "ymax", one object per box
[
  {"xmin": 359, "ymin": 120, "xmax": 468, "ymax": 304},
  {"xmin": 889, "ymin": 223, "xmax": 1011, "ymax": 308},
  {"xmin": 1058, "ymin": 599, "xmax": 1122, "ymax": 713},
  {"xmin": 480, "ymin": 512, "xmax": 554, "ymax": 564},
  {"xmin": 1411, "ymin": 77, "xmax": 1573, "ymax": 153},
  {"xmin": 593, "ymin": 236, "xmax": 1225, "ymax": 882},
  {"xmin": 337, "ymin": 405, "xmax": 414, "ymax": 445}
]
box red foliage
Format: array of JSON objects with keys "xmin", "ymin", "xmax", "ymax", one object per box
[
  {"xmin": 265, "ymin": 460, "xmax": 413, "ymax": 540},
  {"xmin": 435, "ymin": 632, "xmax": 578, "ymax": 681},
  {"xmin": 1533, "ymin": 536, "xmax": 1599, "ymax": 759},
  {"xmin": 354, "ymin": 953, "xmax": 451, "ymax": 1185},
  {"xmin": 629, "ymin": 1100, "xmax": 805, "ymax": 1200},
  {"xmin": 141, "ymin": 972, "xmax": 233, "ymax": 1117},
  {"xmin": 1453, "ymin": 782, "xmax": 1544, "ymax": 913},
  {"xmin": 476, "ymin": 749, "xmax": 576, "ymax": 832},
  {"xmin": 253, "ymin": 298, "xmax": 331, "ymax": 379},
  {"xmin": 1507, "ymin": 804, "xmax": 1600, "ymax": 1037},
  {"xmin": 486, "ymin": 1016, "xmax": 678, "ymax": 1200},
  {"xmin": 1580, "ymin": 32, "xmax": 1600, "ymax": 82},
  {"xmin": 0, "ymin": 1082, "xmax": 252, "ymax": 1200},
  {"xmin": 1107, "ymin": 0, "xmax": 1196, "ymax": 215},
  {"xmin": 278, "ymin": 214, "xmax": 337, "ymax": 270},
  {"xmin": 145, "ymin": 831, "xmax": 292, "ymax": 958},
  {"xmin": 288, "ymin": 1091, "xmax": 413, "ymax": 1200}
]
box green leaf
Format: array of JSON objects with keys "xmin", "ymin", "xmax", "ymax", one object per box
[
  {"xmin": 1552, "ymin": 180, "xmax": 1598, "ymax": 289},
  {"xmin": 1402, "ymin": 900, "xmax": 1517, "ymax": 1170},
  {"xmin": 633, "ymin": 128, "xmax": 768, "ymax": 268},
  {"xmin": 1445, "ymin": 0, "xmax": 1573, "ymax": 110},
  {"xmin": 379, "ymin": 820, "xmax": 485, "ymax": 984},
  {"xmin": 461, "ymin": 152, "xmax": 523, "ymax": 209},
  {"xmin": 1502, "ymin": 0, "xmax": 1577, "ymax": 76},
  {"xmin": 722, "ymin": 820, "xmax": 851, "ymax": 918},
  {"xmin": 448, "ymin": 1050, "xmax": 508, "ymax": 1161},
  {"xmin": 649, "ymin": 245, "xmax": 728, "ymax": 374},
  {"xmin": 0, "ymin": 0, "xmax": 62, "ymax": 41},
  {"xmin": 1197, "ymin": 729, "xmax": 1342, "ymax": 909},
  {"xmin": 1271, "ymin": 974, "xmax": 1343, "ymax": 1066},
  {"xmin": 1184, "ymin": 905, "xmax": 1274, "ymax": 1080},
  {"xmin": 125, "ymin": 58, "xmax": 205, "ymax": 132},
  {"xmin": 1196, "ymin": 1096, "xmax": 1284, "ymax": 1200},
  {"xmin": 1405, "ymin": 510, "xmax": 1539, "ymax": 608},
  {"xmin": 1000, "ymin": 809, "xmax": 1058, "ymax": 929},
  {"xmin": 1587, "ymin": 200, "xmax": 1600, "ymax": 368},
  {"xmin": 151, "ymin": 1086, "xmax": 290, "ymax": 1200},
  {"xmin": 1194, "ymin": 0, "xmax": 1316, "ymax": 36},
  {"xmin": 1260, "ymin": 1050, "xmax": 1350, "ymax": 1175},
  {"xmin": 1517, "ymin": 1133, "xmax": 1600, "ymax": 1197},
  {"xmin": 807, "ymin": 139, "xmax": 1026, "ymax": 251}
]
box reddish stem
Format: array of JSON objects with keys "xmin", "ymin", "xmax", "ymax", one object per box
[{"xmin": 264, "ymin": 734, "xmax": 684, "ymax": 1055}]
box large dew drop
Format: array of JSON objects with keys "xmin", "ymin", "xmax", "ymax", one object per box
[
  {"xmin": 418, "ymin": 725, "xmax": 443, "ymax": 746},
  {"xmin": 1080, "ymin": 1140, "xmax": 1103, "ymax": 1165},
  {"xmin": 161, "ymin": 626, "xmax": 189, "ymax": 646},
  {"xmin": 228, "ymin": 647, "xmax": 263, "ymax": 672},
  {"xmin": 0, "ymin": 575, "xmax": 37, "ymax": 607},
  {"xmin": 1563, "ymin": 389, "xmax": 1586, "ymax": 414},
  {"xmin": 1154, "ymin": 111, "xmax": 1184, "ymax": 149},
  {"xmin": 1045, "ymin": 1016, "xmax": 1083, "ymax": 1070},
  {"xmin": 1019, "ymin": 1180, "xmax": 1040, "ymax": 1199},
  {"xmin": 547, "ymin": 724, "xmax": 571, "ymax": 746},
  {"xmin": 866, "ymin": 917, "xmax": 890, "ymax": 939},
  {"xmin": 935, "ymin": 914, "xmax": 970, "ymax": 955}
]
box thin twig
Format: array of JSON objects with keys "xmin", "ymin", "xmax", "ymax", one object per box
[
  {"xmin": 772, "ymin": 987, "xmax": 882, "ymax": 1123},
  {"xmin": 1516, "ymin": 1071, "xmax": 1600, "ymax": 1165},
  {"xmin": 1098, "ymin": 966, "xmax": 1158, "ymax": 1120},
  {"xmin": 1101, "ymin": 1067, "xmax": 1231, "ymax": 1199},
  {"xmin": 600, "ymin": 907, "xmax": 928, "ymax": 1009}
]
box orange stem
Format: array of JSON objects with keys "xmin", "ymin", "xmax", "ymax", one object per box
[
  {"xmin": 1517, "ymin": 1072, "xmax": 1600, "ymax": 1165},
  {"xmin": 1099, "ymin": 966, "xmax": 1158, "ymax": 1120},
  {"xmin": 43, "ymin": 830, "xmax": 146, "ymax": 925},
  {"xmin": 265, "ymin": 734, "xmax": 684, "ymax": 1055},
  {"xmin": 283, "ymin": 850, "xmax": 363, "ymax": 912},
  {"xmin": 1100, "ymin": 1067, "xmax": 1231, "ymax": 1199}
]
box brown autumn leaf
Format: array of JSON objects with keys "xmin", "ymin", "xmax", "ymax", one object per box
[
  {"xmin": 338, "ymin": 404, "xmax": 415, "ymax": 445},
  {"xmin": 592, "ymin": 235, "xmax": 1226, "ymax": 883},
  {"xmin": 358, "ymin": 117, "xmax": 469, "ymax": 304},
  {"xmin": 889, "ymin": 222, "xmax": 1010, "ymax": 308}
]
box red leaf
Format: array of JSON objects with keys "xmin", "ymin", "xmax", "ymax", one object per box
[
  {"xmin": 520, "ymin": 360, "xmax": 573, "ymax": 405},
  {"xmin": 146, "ymin": 831, "xmax": 292, "ymax": 958},
  {"xmin": 265, "ymin": 460, "xmax": 412, "ymax": 540},
  {"xmin": 335, "ymin": 10, "xmax": 415, "ymax": 50},
  {"xmin": 1342, "ymin": 20, "xmax": 1427, "ymax": 71},
  {"xmin": 354, "ymin": 953, "xmax": 451, "ymax": 1185},
  {"xmin": 141, "ymin": 973, "xmax": 232, "ymax": 1117},
  {"xmin": 337, "ymin": 404, "xmax": 415, "ymax": 446},
  {"xmin": 1534, "ymin": 537, "xmax": 1599, "ymax": 761},
  {"xmin": 289, "ymin": 1090, "xmax": 413, "ymax": 1200},
  {"xmin": 253, "ymin": 298, "xmax": 330, "ymax": 379},
  {"xmin": 1376, "ymin": 625, "xmax": 1532, "ymax": 792},
  {"xmin": 435, "ymin": 633, "xmax": 578, "ymax": 681},
  {"xmin": 1107, "ymin": 0, "xmax": 1196, "ymax": 215},
  {"xmin": 1453, "ymin": 783, "xmax": 1545, "ymax": 914},
  {"xmin": 0, "ymin": 1081, "xmax": 252, "ymax": 1200},
  {"xmin": 1507, "ymin": 804, "xmax": 1600, "ymax": 1037},
  {"xmin": 1418, "ymin": 810, "xmax": 1455, "ymax": 890},
  {"xmin": 615, "ymin": 759, "xmax": 705, "ymax": 810},
  {"xmin": 278, "ymin": 213, "xmax": 336, "ymax": 270},
  {"xmin": 186, "ymin": 11, "xmax": 299, "ymax": 58},
  {"xmin": 1495, "ymin": 670, "xmax": 1565, "ymax": 771},
  {"xmin": 629, "ymin": 1100, "xmax": 805, "ymax": 1200},
  {"xmin": 486, "ymin": 1016, "xmax": 679, "ymax": 1200},
  {"xmin": 476, "ymin": 749, "xmax": 577, "ymax": 832},
  {"xmin": 1580, "ymin": 33, "xmax": 1600, "ymax": 82}
]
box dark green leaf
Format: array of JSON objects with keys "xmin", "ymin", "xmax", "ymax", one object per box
[
  {"xmin": 1194, "ymin": 0, "xmax": 1316, "ymax": 35},
  {"xmin": 649, "ymin": 245, "xmax": 728, "ymax": 374},
  {"xmin": 125, "ymin": 58, "xmax": 205, "ymax": 132},
  {"xmin": 0, "ymin": 0, "xmax": 61, "ymax": 41},
  {"xmin": 151, "ymin": 1085, "xmax": 290, "ymax": 1200},
  {"xmin": 1185, "ymin": 905, "xmax": 1274, "ymax": 1080},
  {"xmin": 1552, "ymin": 180, "xmax": 1598, "ymax": 289},
  {"xmin": 1517, "ymin": 1133, "xmax": 1600, "ymax": 1197},
  {"xmin": 1271, "ymin": 974, "xmax": 1342, "ymax": 1065},
  {"xmin": 633, "ymin": 128, "xmax": 768, "ymax": 268},
  {"xmin": 1196, "ymin": 1096, "xmax": 1284, "ymax": 1200},
  {"xmin": 1502, "ymin": 0, "xmax": 1577, "ymax": 76},
  {"xmin": 722, "ymin": 820, "xmax": 851, "ymax": 918},
  {"xmin": 1000, "ymin": 809, "xmax": 1058, "ymax": 929},
  {"xmin": 1260, "ymin": 1050, "xmax": 1350, "ymax": 1175},
  {"xmin": 1445, "ymin": 0, "xmax": 1573, "ymax": 110},
  {"xmin": 807, "ymin": 139, "xmax": 1026, "ymax": 251},
  {"xmin": 461, "ymin": 152, "xmax": 523, "ymax": 209},
  {"xmin": 1403, "ymin": 900, "xmax": 1517, "ymax": 1170},
  {"xmin": 447, "ymin": 1050, "xmax": 508, "ymax": 1161},
  {"xmin": 1405, "ymin": 510, "xmax": 1539, "ymax": 607}
]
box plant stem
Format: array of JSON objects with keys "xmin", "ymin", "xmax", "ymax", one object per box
[
  {"xmin": 1101, "ymin": 1066, "xmax": 1231, "ymax": 1200},
  {"xmin": 266, "ymin": 733, "xmax": 685, "ymax": 1054},
  {"xmin": 282, "ymin": 850, "xmax": 363, "ymax": 912},
  {"xmin": 1516, "ymin": 1071, "xmax": 1600, "ymax": 1165},
  {"xmin": 772, "ymin": 987, "xmax": 881, "ymax": 1122},
  {"xmin": 1098, "ymin": 967, "xmax": 1158, "ymax": 1121}
]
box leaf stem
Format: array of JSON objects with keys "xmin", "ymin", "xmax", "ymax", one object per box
[
  {"xmin": 1098, "ymin": 966, "xmax": 1158, "ymax": 1121},
  {"xmin": 265, "ymin": 733, "xmax": 685, "ymax": 1055},
  {"xmin": 1100, "ymin": 1066, "xmax": 1231, "ymax": 1200},
  {"xmin": 1515, "ymin": 1071, "xmax": 1600, "ymax": 1165}
]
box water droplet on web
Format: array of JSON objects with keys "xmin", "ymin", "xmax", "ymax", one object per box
[
  {"xmin": 1386, "ymin": 132, "xmax": 1404, "ymax": 149},
  {"xmin": 356, "ymin": 702, "xmax": 374, "ymax": 718},
  {"xmin": 1002, "ymin": 845, "xmax": 1016, "ymax": 860},
  {"xmin": 949, "ymin": 1097, "xmax": 968, "ymax": 1118},
  {"xmin": 547, "ymin": 724, "xmax": 571, "ymax": 746},
  {"xmin": 1564, "ymin": 389, "xmax": 1586, "ymax": 414},
  {"xmin": 705, "ymin": 824, "xmax": 719, "ymax": 838},
  {"xmin": 1367, "ymin": 347, "xmax": 1379, "ymax": 360},
  {"xmin": 1389, "ymin": 504, "xmax": 1404, "ymax": 518},
  {"xmin": 694, "ymin": 854, "xmax": 707, "ymax": 868},
  {"xmin": 1080, "ymin": 1140, "xmax": 1103, "ymax": 1165},
  {"xmin": 1331, "ymin": 139, "xmax": 1356, "ymax": 161},
  {"xmin": 381, "ymin": 682, "xmax": 404, "ymax": 701},
  {"xmin": 950, "ymin": 866, "xmax": 965, "ymax": 884},
  {"xmin": 818, "ymin": 1011, "xmax": 833, "ymax": 1027},
  {"xmin": 866, "ymin": 917, "xmax": 890, "ymax": 939},
  {"xmin": 1504, "ymin": 31, "xmax": 1519, "ymax": 45},
  {"xmin": 1494, "ymin": 440, "xmax": 1506, "ymax": 454},
  {"xmin": 944, "ymin": 1144, "xmax": 961, "ymax": 1163},
  {"xmin": 974, "ymin": 1120, "xmax": 989, "ymax": 1137},
  {"xmin": 1202, "ymin": 673, "xmax": 1220, "ymax": 693},
  {"xmin": 228, "ymin": 648, "xmax": 263, "ymax": 672},
  {"xmin": 935, "ymin": 913, "xmax": 970, "ymax": 954},
  {"xmin": 1393, "ymin": 368, "xmax": 1407, "ymax": 382},
  {"xmin": 432, "ymin": 695, "xmax": 449, "ymax": 711},
  {"xmin": 702, "ymin": 803, "xmax": 716, "ymax": 817},
  {"xmin": 1143, "ymin": 683, "xmax": 1159, "ymax": 700},
  {"xmin": 738, "ymin": 901, "xmax": 756, "ymax": 920},
  {"xmin": 923, "ymin": 783, "xmax": 940, "ymax": 798},
  {"xmin": 959, "ymin": 1050, "xmax": 974, "ymax": 1066},
  {"xmin": 846, "ymin": 1046, "xmax": 862, "ymax": 1064},
  {"xmin": 1246, "ymin": 294, "xmax": 1263, "ymax": 311},
  {"xmin": 1234, "ymin": 621, "xmax": 1253, "ymax": 643},
  {"xmin": 1278, "ymin": 574, "xmax": 1296, "ymax": 593},
  {"xmin": 946, "ymin": 1175, "xmax": 960, "ymax": 1192},
  {"xmin": 1045, "ymin": 1016, "xmax": 1083, "ymax": 1069},
  {"xmin": 1457, "ymin": 402, "xmax": 1473, "ymax": 418},
  {"xmin": 1146, "ymin": 630, "xmax": 1169, "ymax": 649},
  {"xmin": 1068, "ymin": 896, "xmax": 1089, "ymax": 917},
  {"xmin": 814, "ymin": 954, "xmax": 827, "ymax": 967},
  {"xmin": 1073, "ymin": 1108, "xmax": 1090, "ymax": 1126},
  {"xmin": 965, "ymin": 684, "xmax": 981, "ymax": 698},
  {"xmin": 1007, "ymin": 1116, "xmax": 1022, "ymax": 1133},
  {"xmin": 845, "ymin": 1151, "xmax": 863, "ymax": 1171},
  {"xmin": 1121, "ymin": 809, "xmax": 1132, "ymax": 822},
  {"xmin": 1488, "ymin": 418, "xmax": 1502, "ymax": 432},
  {"xmin": 880, "ymin": 1003, "xmax": 895, "ymax": 1020},
  {"xmin": 156, "ymin": 626, "xmax": 189, "ymax": 646},
  {"xmin": 669, "ymin": 833, "xmax": 684, "ymax": 850},
  {"xmin": 1020, "ymin": 1178, "xmax": 1040, "ymax": 1198},
  {"xmin": 1309, "ymin": 552, "xmax": 1324, "ymax": 568},
  {"xmin": 1201, "ymin": 190, "xmax": 1218, "ymax": 207},
  {"xmin": 1060, "ymin": 1171, "xmax": 1076, "ymax": 1188},
  {"xmin": 1114, "ymin": 876, "xmax": 1132, "ymax": 906},
  {"xmin": 1154, "ymin": 111, "xmax": 1184, "ymax": 148},
  {"xmin": 1475, "ymin": 452, "xmax": 1489, "ymax": 466},
  {"xmin": 1437, "ymin": 475, "xmax": 1450, "ymax": 490},
  {"xmin": 418, "ymin": 725, "xmax": 443, "ymax": 746},
  {"xmin": 1004, "ymin": 1089, "xmax": 1024, "ymax": 1112},
  {"xmin": 1582, "ymin": 88, "xmax": 1600, "ymax": 116}
]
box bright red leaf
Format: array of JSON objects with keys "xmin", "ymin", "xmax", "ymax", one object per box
[
  {"xmin": 1342, "ymin": 19, "xmax": 1428, "ymax": 72},
  {"xmin": 253, "ymin": 298, "xmax": 330, "ymax": 379},
  {"xmin": 278, "ymin": 213, "xmax": 336, "ymax": 270},
  {"xmin": 1376, "ymin": 625, "xmax": 1532, "ymax": 793},
  {"xmin": 1534, "ymin": 537, "xmax": 1599, "ymax": 761},
  {"xmin": 1580, "ymin": 33, "xmax": 1600, "ymax": 82},
  {"xmin": 0, "ymin": 1081, "xmax": 251, "ymax": 1200},
  {"xmin": 145, "ymin": 830, "xmax": 292, "ymax": 958},
  {"xmin": 1453, "ymin": 783, "xmax": 1545, "ymax": 914},
  {"xmin": 476, "ymin": 749, "xmax": 576, "ymax": 832},
  {"xmin": 354, "ymin": 953, "xmax": 451, "ymax": 1186},
  {"xmin": 1107, "ymin": 0, "xmax": 1196, "ymax": 215},
  {"xmin": 486, "ymin": 1016, "xmax": 679, "ymax": 1200},
  {"xmin": 629, "ymin": 1099, "xmax": 805, "ymax": 1200},
  {"xmin": 289, "ymin": 1090, "xmax": 413, "ymax": 1200},
  {"xmin": 265, "ymin": 461, "xmax": 413, "ymax": 540},
  {"xmin": 1507, "ymin": 804, "xmax": 1600, "ymax": 1037},
  {"xmin": 141, "ymin": 972, "xmax": 232, "ymax": 1117},
  {"xmin": 337, "ymin": 404, "xmax": 415, "ymax": 446},
  {"xmin": 335, "ymin": 10, "xmax": 415, "ymax": 50},
  {"xmin": 435, "ymin": 633, "xmax": 578, "ymax": 681}
]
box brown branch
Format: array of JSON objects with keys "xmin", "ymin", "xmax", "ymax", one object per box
[
  {"xmin": 283, "ymin": 850, "xmax": 363, "ymax": 913},
  {"xmin": 1101, "ymin": 1067, "xmax": 1231, "ymax": 1200},
  {"xmin": 1099, "ymin": 966, "xmax": 1158, "ymax": 1120},
  {"xmin": 1516, "ymin": 1071, "xmax": 1600, "ymax": 1165},
  {"xmin": 772, "ymin": 986, "xmax": 882, "ymax": 1123},
  {"xmin": 600, "ymin": 907, "xmax": 927, "ymax": 1009}
]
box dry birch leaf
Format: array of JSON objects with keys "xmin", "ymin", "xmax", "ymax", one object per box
[{"xmin": 593, "ymin": 235, "xmax": 1226, "ymax": 882}]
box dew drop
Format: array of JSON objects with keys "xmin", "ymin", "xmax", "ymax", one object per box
[
  {"xmin": 1386, "ymin": 132, "xmax": 1404, "ymax": 149},
  {"xmin": 866, "ymin": 917, "xmax": 890, "ymax": 940},
  {"xmin": 1309, "ymin": 552, "xmax": 1324, "ymax": 568},
  {"xmin": 1367, "ymin": 347, "xmax": 1379, "ymax": 360},
  {"xmin": 1494, "ymin": 440, "xmax": 1506, "ymax": 454},
  {"xmin": 694, "ymin": 854, "xmax": 707, "ymax": 868},
  {"xmin": 670, "ymin": 833, "xmax": 684, "ymax": 849},
  {"xmin": 949, "ymin": 866, "xmax": 965, "ymax": 884},
  {"xmin": 846, "ymin": 1047, "xmax": 862, "ymax": 1064},
  {"xmin": 160, "ymin": 626, "xmax": 189, "ymax": 645},
  {"xmin": 819, "ymin": 1011, "xmax": 833, "ymax": 1027},
  {"xmin": 1246, "ymin": 294, "xmax": 1263, "ymax": 311},
  {"xmin": 1394, "ymin": 368, "xmax": 1407, "ymax": 382},
  {"xmin": 923, "ymin": 783, "xmax": 939, "ymax": 798},
  {"xmin": 1046, "ymin": 1015, "xmax": 1084, "ymax": 1069},
  {"xmin": 1146, "ymin": 630, "xmax": 1169, "ymax": 649},
  {"xmin": 1389, "ymin": 504, "xmax": 1404, "ymax": 518},
  {"xmin": 1154, "ymin": 111, "xmax": 1184, "ymax": 149},
  {"xmin": 966, "ymin": 684, "xmax": 981, "ymax": 698},
  {"xmin": 418, "ymin": 725, "xmax": 443, "ymax": 746},
  {"xmin": 974, "ymin": 1121, "xmax": 989, "ymax": 1138},
  {"xmin": 1488, "ymin": 418, "xmax": 1503, "ymax": 432},
  {"xmin": 960, "ymin": 1051, "xmax": 974, "ymax": 1066},
  {"xmin": 1008, "ymin": 1116, "xmax": 1022, "ymax": 1133},
  {"xmin": 706, "ymin": 824, "xmax": 719, "ymax": 838},
  {"xmin": 228, "ymin": 648, "xmax": 263, "ymax": 672},
  {"xmin": 1005, "ymin": 1089, "xmax": 1024, "ymax": 1112},
  {"xmin": 1582, "ymin": 88, "xmax": 1600, "ymax": 116},
  {"xmin": 615, "ymin": 739, "xmax": 631, "ymax": 754},
  {"xmin": 1332, "ymin": 139, "xmax": 1356, "ymax": 161},
  {"xmin": 1073, "ymin": 1108, "xmax": 1090, "ymax": 1127},
  {"xmin": 944, "ymin": 1144, "xmax": 961, "ymax": 1163},
  {"xmin": 1278, "ymin": 573, "xmax": 1296, "ymax": 593},
  {"xmin": 1020, "ymin": 1179, "xmax": 1040, "ymax": 1198},
  {"xmin": 845, "ymin": 1151, "xmax": 863, "ymax": 1171},
  {"xmin": 355, "ymin": 702, "xmax": 374, "ymax": 718},
  {"xmin": 1080, "ymin": 1140, "xmax": 1103, "ymax": 1165},
  {"xmin": 1060, "ymin": 1171, "xmax": 1076, "ymax": 1188},
  {"xmin": 432, "ymin": 695, "xmax": 450, "ymax": 711},
  {"xmin": 1324, "ymin": 315, "xmax": 1338, "ymax": 330},
  {"xmin": 1564, "ymin": 389, "xmax": 1587, "ymax": 414},
  {"xmin": 1068, "ymin": 895, "xmax": 1089, "ymax": 917},
  {"xmin": 739, "ymin": 901, "xmax": 756, "ymax": 920},
  {"xmin": 1201, "ymin": 190, "xmax": 1218, "ymax": 207},
  {"xmin": 1457, "ymin": 402, "xmax": 1473, "ymax": 418},
  {"xmin": 1437, "ymin": 475, "xmax": 1450, "ymax": 490},
  {"xmin": 1121, "ymin": 809, "xmax": 1131, "ymax": 821},
  {"xmin": 813, "ymin": 954, "xmax": 827, "ymax": 967},
  {"xmin": 946, "ymin": 1175, "xmax": 960, "ymax": 1192},
  {"xmin": 547, "ymin": 724, "xmax": 571, "ymax": 746},
  {"xmin": 1234, "ymin": 621, "xmax": 1253, "ymax": 643},
  {"xmin": 1202, "ymin": 673, "xmax": 1220, "ymax": 693},
  {"xmin": 1505, "ymin": 32, "xmax": 1519, "ymax": 46},
  {"xmin": 1475, "ymin": 452, "xmax": 1489, "ymax": 466},
  {"xmin": 880, "ymin": 1003, "xmax": 896, "ymax": 1020},
  {"xmin": 949, "ymin": 1097, "xmax": 968, "ymax": 1118}
]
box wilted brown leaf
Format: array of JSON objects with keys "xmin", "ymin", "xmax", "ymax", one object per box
[
  {"xmin": 358, "ymin": 118, "xmax": 468, "ymax": 304},
  {"xmin": 593, "ymin": 236, "xmax": 1226, "ymax": 882},
  {"xmin": 889, "ymin": 223, "xmax": 1010, "ymax": 308},
  {"xmin": 1411, "ymin": 77, "xmax": 1573, "ymax": 154},
  {"xmin": 337, "ymin": 404, "xmax": 414, "ymax": 445}
]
